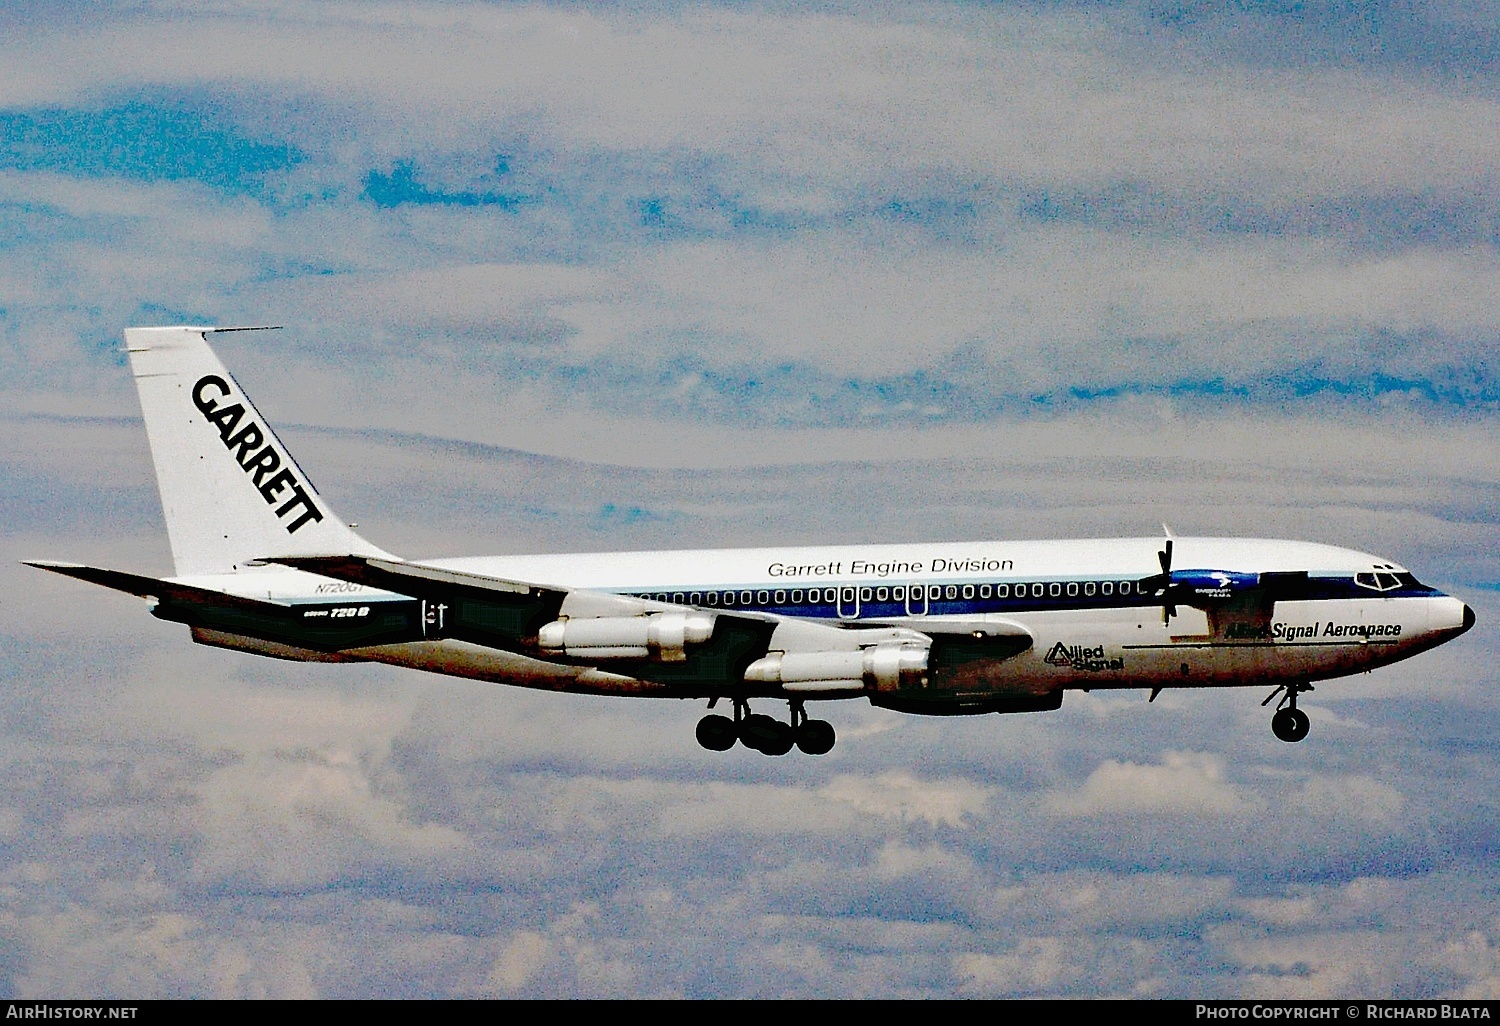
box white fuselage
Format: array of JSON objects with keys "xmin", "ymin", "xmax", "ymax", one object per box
[{"xmin": 178, "ymin": 535, "xmax": 1472, "ymax": 698}]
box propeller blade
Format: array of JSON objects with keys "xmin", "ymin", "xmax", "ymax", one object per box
[{"xmin": 1157, "ymin": 534, "xmax": 1175, "ymax": 623}]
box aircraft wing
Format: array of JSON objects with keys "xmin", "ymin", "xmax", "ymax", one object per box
[
  {"xmin": 269, "ymin": 555, "xmax": 563, "ymax": 605},
  {"xmin": 270, "ymin": 554, "xmax": 785, "ymax": 673},
  {"xmin": 271, "ymin": 555, "xmax": 1034, "ymax": 693}
]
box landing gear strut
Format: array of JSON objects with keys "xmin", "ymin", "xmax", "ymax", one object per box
[
  {"xmin": 1263, "ymin": 682, "xmax": 1313, "ymax": 743},
  {"xmin": 695, "ymin": 699, "xmax": 837, "ymax": 756}
]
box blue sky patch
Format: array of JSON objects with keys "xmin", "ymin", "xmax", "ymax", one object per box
[
  {"xmin": 362, "ymin": 160, "xmax": 531, "ymax": 210},
  {"xmin": 531, "ymin": 346, "xmax": 1498, "ymax": 428},
  {"xmin": 0, "ymin": 97, "xmax": 302, "ymax": 195}
]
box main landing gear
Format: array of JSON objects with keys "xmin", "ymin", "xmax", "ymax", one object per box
[
  {"xmin": 696, "ymin": 699, "xmax": 836, "ymax": 756},
  {"xmin": 1263, "ymin": 682, "xmax": 1313, "ymax": 743}
]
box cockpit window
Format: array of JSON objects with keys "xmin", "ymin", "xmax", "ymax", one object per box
[{"xmin": 1354, "ymin": 567, "xmax": 1404, "ymax": 593}]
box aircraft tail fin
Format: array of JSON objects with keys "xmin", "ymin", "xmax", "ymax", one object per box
[{"xmin": 125, "ymin": 326, "xmax": 395, "ymax": 576}]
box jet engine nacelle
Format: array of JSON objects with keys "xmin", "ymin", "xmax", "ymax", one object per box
[
  {"xmin": 743, "ymin": 642, "xmax": 929, "ymax": 693},
  {"xmin": 537, "ymin": 610, "xmax": 716, "ymax": 662}
]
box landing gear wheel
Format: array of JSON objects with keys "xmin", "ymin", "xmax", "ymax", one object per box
[
  {"xmin": 796, "ymin": 719, "xmax": 836, "ymax": 756},
  {"xmin": 759, "ymin": 719, "xmax": 795, "ymax": 756},
  {"xmin": 740, "ymin": 713, "xmax": 789, "ymax": 754},
  {"xmin": 1263, "ymin": 682, "xmax": 1314, "ymax": 743},
  {"xmin": 1271, "ymin": 707, "xmax": 1310, "ymax": 743},
  {"xmin": 696, "ymin": 714, "xmax": 737, "ymax": 752}
]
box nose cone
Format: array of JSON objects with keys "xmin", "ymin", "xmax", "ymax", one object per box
[{"xmin": 1432, "ymin": 596, "xmax": 1475, "ymax": 639}]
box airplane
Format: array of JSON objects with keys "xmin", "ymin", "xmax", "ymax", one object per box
[{"xmin": 27, "ymin": 326, "xmax": 1475, "ymax": 755}]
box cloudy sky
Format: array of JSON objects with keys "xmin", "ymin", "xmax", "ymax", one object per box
[{"xmin": 2, "ymin": 0, "xmax": 1499, "ymax": 998}]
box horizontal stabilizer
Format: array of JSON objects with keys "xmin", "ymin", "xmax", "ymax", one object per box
[{"xmin": 24, "ymin": 560, "xmax": 290, "ymax": 612}]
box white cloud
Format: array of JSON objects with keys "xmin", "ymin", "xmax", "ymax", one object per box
[
  {"xmin": 191, "ymin": 748, "xmax": 470, "ymax": 889},
  {"xmin": 485, "ymin": 929, "xmax": 552, "ymax": 994},
  {"xmin": 1289, "ymin": 773, "xmax": 1405, "ymax": 826},
  {"xmin": 1439, "ymin": 931, "xmax": 1500, "ymax": 1001},
  {"xmin": 566, "ymin": 232, "xmax": 1500, "ymax": 380},
  {"xmin": 1048, "ymin": 750, "xmax": 1261, "ymax": 817},
  {"xmin": 819, "ymin": 771, "xmax": 988, "ymax": 828},
  {"xmin": 1037, "ymin": 871, "xmax": 1238, "ymax": 930},
  {"xmin": 3, "ymin": 5, "xmax": 1497, "ymax": 444},
  {"xmin": 3, "ymin": 3, "xmax": 1496, "ymax": 204},
  {"xmin": 8, "ymin": 905, "xmax": 320, "ymax": 998},
  {"xmin": 955, "ymin": 936, "xmax": 1073, "ymax": 996}
]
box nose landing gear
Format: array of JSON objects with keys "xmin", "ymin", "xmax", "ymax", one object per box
[
  {"xmin": 695, "ymin": 699, "xmax": 837, "ymax": 755},
  {"xmin": 1263, "ymin": 682, "xmax": 1313, "ymax": 743}
]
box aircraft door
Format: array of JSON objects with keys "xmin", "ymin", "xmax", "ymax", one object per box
[
  {"xmin": 905, "ymin": 583, "xmax": 928, "ymax": 616},
  {"xmin": 837, "ymin": 586, "xmax": 860, "ymax": 619}
]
